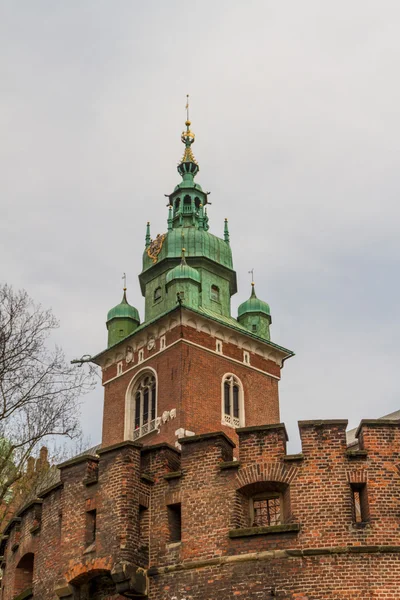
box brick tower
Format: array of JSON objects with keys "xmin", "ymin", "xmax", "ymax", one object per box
[{"xmin": 94, "ymin": 110, "xmax": 293, "ymax": 450}]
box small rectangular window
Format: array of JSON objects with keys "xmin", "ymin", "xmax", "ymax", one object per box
[
  {"xmin": 85, "ymin": 509, "xmax": 96, "ymax": 546},
  {"xmin": 117, "ymin": 361, "xmax": 123, "ymax": 376},
  {"xmin": 216, "ymin": 340, "xmax": 223, "ymax": 354},
  {"xmin": 154, "ymin": 287, "xmax": 162, "ymax": 302},
  {"xmin": 351, "ymin": 484, "xmax": 369, "ymax": 524},
  {"xmin": 167, "ymin": 503, "xmax": 181, "ymax": 543},
  {"xmin": 160, "ymin": 335, "xmax": 166, "ymax": 350},
  {"xmin": 211, "ymin": 284, "xmax": 220, "ymax": 302},
  {"xmin": 252, "ymin": 324, "xmax": 257, "ymax": 333},
  {"xmin": 243, "ymin": 351, "xmax": 250, "ymax": 365},
  {"xmin": 138, "ymin": 349, "xmax": 144, "ymax": 363},
  {"xmin": 252, "ymin": 495, "xmax": 281, "ymax": 527}
]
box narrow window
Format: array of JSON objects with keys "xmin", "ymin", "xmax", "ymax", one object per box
[
  {"xmin": 194, "ymin": 197, "xmax": 201, "ymax": 209},
  {"xmin": 160, "ymin": 335, "xmax": 166, "ymax": 350},
  {"xmin": 139, "ymin": 504, "xmax": 149, "ymax": 561},
  {"xmin": 167, "ymin": 503, "xmax": 182, "ymax": 543},
  {"xmin": 243, "ymin": 351, "xmax": 250, "ymax": 365},
  {"xmin": 133, "ymin": 373, "xmax": 157, "ymax": 440},
  {"xmin": 183, "ymin": 195, "xmax": 192, "ymax": 213},
  {"xmin": 86, "ymin": 509, "xmax": 96, "ymax": 546},
  {"xmin": 119, "ymin": 328, "xmax": 125, "ymax": 338},
  {"xmin": 222, "ymin": 374, "xmax": 243, "ymax": 428},
  {"xmin": 216, "ymin": 339, "xmax": 223, "ymax": 354},
  {"xmin": 138, "ymin": 349, "xmax": 144, "ymax": 363},
  {"xmin": 211, "ymin": 285, "xmax": 220, "ymax": 302},
  {"xmin": 117, "ymin": 361, "xmax": 123, "ymax": 376},
  {"xmin": 154, "ymin": 287, "xmax": 162, "ymax": 302},
  {"xmin": 252, "ymin": 495, "xmax": 281, "ymax": 527},
  {"xmin": 252, "ymin": 324, "xmax": 257, "ymax": 333},
  {"xmin": 351, "ymin": 484, "xmax": 369, "ymax": 524},
  {"xmin": 174, "ymin": 197, "xmax": 181, "ymax": 215}
]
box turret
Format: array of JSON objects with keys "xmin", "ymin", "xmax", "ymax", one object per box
[
  {"xmin": 237, "ymin": 282, "xmax": 271, "ymax": 340},
  {"xmin": 106, "ymin": 288, "xmax": 140, "ymax": 348},
  {"xmin": 165, "ymin": 250, "xmax": 201, "ymax": 309}
]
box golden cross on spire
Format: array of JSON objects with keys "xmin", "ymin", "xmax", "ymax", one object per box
[
  {"xmin": 248, "ymin": 268, "xmax": 255, "ymax": 285},
  {"xmin": 122, "ymin": 272, "xmax": 127, "ymax": 291},
  {"xmin": 185, "ymin": 94, "xmax": 190, "ymax": 122}
]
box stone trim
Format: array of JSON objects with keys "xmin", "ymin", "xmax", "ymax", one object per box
[
  {"xmin": 58, "ymin": 454, "xmax": 100, "ymax": 469},
  {"xmin": 140, "ymin": 442, "xmax": 181, "ymax": 456},
  {"xmin": 355, "ymin": 418, "xmax": 400, "ymax": 438},
  {"xmin": 147, "ymin": 545, "xmax": 400, "ymax": 576},
  {"xmin": 164, "ymin": 471, "xmax": 182, "ymax": 480},
  {"xmin": 97, "ymin": 440, "xmax": 142, "ymax": 456},
  {"xmin": 237, "ymin": 423, "xmax": 288, "ymax": 441},
  {"xmin": 229, "ymin": 523, "xmax": 300, "ymax": 538},
  {"xmin": 16, "ymin": 498, "xmax": 43, "ymax": 519},
  {"xmin": 38, "ymin": 481, "xmax": 63, "ymax": 499},
  {"xmin": 346, "ymin": 450, "xmax": 368, "ymax": 459},
  {"xmin": 283, "ymin": 454, "xmax": 304, "ymax": 462},
  {"xmin": 179, "ymin": 431, "xmax": 235, "ymax": 448},
  {"xmin": 13, "ymin": 587, "xmax": 33, "ymax": 600},
  {"xmin": 298, "ymin": 419, "xmax": 348, "ymax": 428},
  {"xmin": 219, "ymin": 461, "xmax": 241, "ymax": 470}
]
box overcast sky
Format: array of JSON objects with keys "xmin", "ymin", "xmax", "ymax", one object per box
[{"xmin": 1, "ymin": 1, "xmax": 399, "ymax": 452}]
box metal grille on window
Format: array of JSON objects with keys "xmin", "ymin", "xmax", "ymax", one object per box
[
  {"xmin": 133, "ymin": 374, "xmax": 157, "ymax": 440},
  {"xmin": 223, "ymin": 375, "xmax": 241, "ymax": 427},
  {"xmin": 253, "ymin": 496, "xmax": 281, "ymax": 527}
]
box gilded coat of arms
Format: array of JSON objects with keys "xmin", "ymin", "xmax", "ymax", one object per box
[{"xmin": 147, "ymin": 233, "xmax": 166, "ymax": 264}]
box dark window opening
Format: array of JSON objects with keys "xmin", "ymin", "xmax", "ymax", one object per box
[
  {"xmin": 233, "ymin": 385, "xmax": 239, "ymax": 419},
  {"xmin": 167, "ymin": 503, "xmax": 182, "ymax": 543},
  {"xmin": 252, "ymin": 495, "xmax": 281, "ymax": 527},
  {"xmin": 86, "ymin": 509, "xmax": 97, "ymax": 546},
  {"xmin": 252, "ymin": 324, "xmax": 257, "ymax": 333},
  {"xmin": 154, "ymin": 286, "xmax": 162, "ymax": 302},
  {"xmin": 211, "ymin": 285, "xmax": 220, "ymax": 302},
  {"xmin": 175, "ymin": 198, "xmax": 181, "ymax": 210},
  {"xmin": 351, "ymin": 484, "xmax": 369, "ymax": 524},
  {"xmin": 184, "ymin": 195, "xmax": 191, "ymax": 204},
  {"xmin": 224, "ymin": 381, "xmax": 230, "ymax": 415},
  {"xmin": 195, "ymin": 197, "xmax": 201, "ymax": 209}
]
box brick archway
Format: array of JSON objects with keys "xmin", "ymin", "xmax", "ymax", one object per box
[{"xmin": 235, "ymin": 462, "xmax": 298, "ymax": 490}]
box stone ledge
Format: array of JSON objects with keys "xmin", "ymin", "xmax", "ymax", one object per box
[
  {"xmin": 164, "ymin": 471, "xmax": 182, "ymax": 480},
  {"xmin": 219, "ymin": 461, "xmax": 241, "ymax": 470},
  {"xmin": 141, "ymin": 473, "xmax": 155, "ymax": 483},
  {"xmin": 283, "ymin": 454, "xmax": 304, "ymax": 462},
  {"xmin": 229, "ymin": 523, "xmax": 300, "ymax": 538},
  {"xmin": 236, "ymin": 423, "xmax": 288, "ymax": 441},
  {"xmin": 16, "ymin": 498, "xmax": 43, "ymax": 519},
  {"xmin": 30, "ymin": 523, "xmax": 41, "ymax": 535},
  {"xmin": 13, "ymin": 587, "xmax": 33, "ymax": 600},
  {"xmin": 298, "ymin": 419, "xmax": 348, "ymax": 428},
  {"xmin": 355, "ymin": 419, "xmax": 400, "ymax": 438},
  {"xmin": 97, "ymin": 440, "xmax": 142, "ymax": 456},
  {"xmin": 141, "ymin": 442, "xmax": 181, "ymax": 456},
  {"xmin": 179, "ymin": 431, "xmax": 235, "ymax": 448},
  {"xmin": 147, "ymin": 545, "xmax": 400, "ymax": 576},
  {"xmin": 83, "ymin": 476, "xmax": 98, "ymax": 486},
  {"xmin": 346, "ymin": 450, "xmax": 368, "ymax": 459}
]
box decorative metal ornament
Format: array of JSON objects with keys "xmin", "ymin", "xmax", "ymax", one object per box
[{"xmin": 147, "ymin": 233, "xmax": 166, "ymax": 264}]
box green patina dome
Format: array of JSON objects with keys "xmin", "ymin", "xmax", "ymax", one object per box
[
  {"xmin": 107, "ymin": 291, "xmax": 140, "ymax": 323},
  {"xmin": 238, "ymin": 284, "xmax": 270, "ymax": 317},
  {"xmin": 166, "ymin": 257, "xmax": 201, "ymax": 285}
]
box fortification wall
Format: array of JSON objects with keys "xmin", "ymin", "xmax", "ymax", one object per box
[{"xmin": 1, "ymin": 419, "xmax": 400, "ymax": 599}]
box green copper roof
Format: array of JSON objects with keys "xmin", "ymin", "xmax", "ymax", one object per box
[
  {"xmin": 166, "ymin": 256, "xmax": 201, "ymax": 285},
  {"xmin": 238, "ymin": 284, "xmax": 270, "ymax": 317},
  {"xmin": 107, "ymin": 291, "xmax": 140, "ymax": 323},
  {"xmin": 143, "ymin": 227, "xmax": 233, "ymax": 272}
]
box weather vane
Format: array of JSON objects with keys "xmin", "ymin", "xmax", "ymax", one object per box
[
  {"xmin": 122, "ymin": 272, "xmax": 127, "ymax": 290},
  {"xmin": 248, "ymin": 269, "xmax": 255, "ymax": 284}
]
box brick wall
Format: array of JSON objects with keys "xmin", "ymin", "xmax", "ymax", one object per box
[{"xmin": 2, "ymin": 419, "xmax": 400, "ymax": 599}]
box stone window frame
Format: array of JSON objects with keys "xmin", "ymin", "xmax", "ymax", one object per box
[
  {"xmin": 124, "ymin": 367, "xmax": 159, "ymax": 441},
  {"xmin": 216, "ymin": 339, "xmax": 223, "ymax": 354},
  {"xmin": 243, "ymin": 351, "xmax": 250, "ymax": 365},
  {"xmin": 138, "ymin": 348, "xmax": 144, "ymax": 363},
  {"xmin": 221, "ymin": 373, "xmax": 245, "ymax": 429},
  {"xmin": 117, "ymin": 361, "xmax": 123, "ymax": 376},
  {"xmin": 160, "ymin": 335, "xmax": 166, "ymax": 350}
]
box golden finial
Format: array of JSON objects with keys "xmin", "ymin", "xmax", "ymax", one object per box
[
  {"xmin": 248, "ymin": 269, "xmax": 255, "ymax": 286},
  {"xmin": 122, "ymin": 272, "xmax": 127, "ymax": 291},
  {"xmin": 185, "ymin": 94, "xmax": 190, "ymax": 123}
]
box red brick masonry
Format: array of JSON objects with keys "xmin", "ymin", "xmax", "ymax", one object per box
[{"xmin": 2, "ymin": 419, "xmax": 400, "ymax": 599}]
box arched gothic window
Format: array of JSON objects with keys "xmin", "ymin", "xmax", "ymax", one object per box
[
  {"xmin": 133, "ymin": 373, "xmax": 157, "ymax": 440},
  {"xmin": 222, "ymin": 374, "xmax": 243, "ymax": 428}
]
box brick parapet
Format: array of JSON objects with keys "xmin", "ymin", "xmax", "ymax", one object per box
[{"xmin": 2, "ymin": 419, "xmax": 400, "ymax": 598}]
